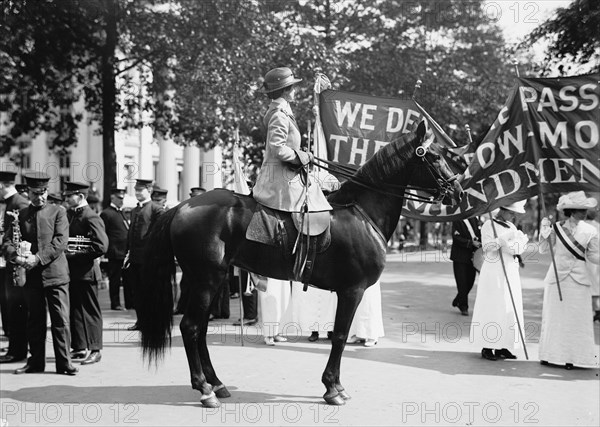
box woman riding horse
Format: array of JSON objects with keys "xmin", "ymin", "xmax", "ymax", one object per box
[{"xmin": 138, "ymin": 120, "xmax": 463, "ymax": 407}]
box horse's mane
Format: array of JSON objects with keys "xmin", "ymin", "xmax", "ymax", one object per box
[
  {"xmin": 328, "ymin": 131, "xmax": 417, "ymax": 205},
  {"xmin": 354, "ymin": 131, "xmax": 416, "ymax": 184}
]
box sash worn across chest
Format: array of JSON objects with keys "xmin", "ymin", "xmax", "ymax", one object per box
[{"xmin": 554, "ymin": 222, "xmax": 586, "ymax": 261}]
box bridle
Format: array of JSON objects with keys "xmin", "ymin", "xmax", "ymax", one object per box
[{"xmin": 312, "ymin": 137, "xmax": 458, "ymax": 204}]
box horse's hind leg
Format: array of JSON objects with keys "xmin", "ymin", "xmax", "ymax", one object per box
[
  {"xmin": 198, "ymin": 276, "xmax": 231, "ymax": 399},
  {"xmin": 180, "ymin": 272, "xmax": 225, "ymax": 408},
  {"xmin": 322, "ymin": 287, "xmax": 364, "ymax": 405}
]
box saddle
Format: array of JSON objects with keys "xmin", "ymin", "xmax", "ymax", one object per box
[{"xmin": 245, "ymin": 204, "xmax": 332, "ymax": 285}]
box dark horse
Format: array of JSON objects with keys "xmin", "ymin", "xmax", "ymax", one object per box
[{"xmin": 138, "ymin": 121, "xmax": 463, "ymax": 407}]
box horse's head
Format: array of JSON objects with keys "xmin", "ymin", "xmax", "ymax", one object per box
[
  {"xmin": 346, "ymin": 121, "xmax": 463, "ymax": 206},
  {"xmin": 408, "ymin": 121, "xmax": 464, "ymax": 205}
]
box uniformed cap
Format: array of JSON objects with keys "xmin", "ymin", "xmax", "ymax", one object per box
[
  {"xmin": 260, "ymin": 67, "xmax": 302, "ymax": 94},
  {"xmin": 15, "ymin": 184, "xmax": 28, "ymax": 193},
  {"xmin": 24, "ymin": 172, "xmax": 51, "ymax": 190},
  {"xmin": 86, "ymin": 194, "xmax": 100, "ymax": 203},
  {"xmin": 47, "ymin": 193, "xmax": 63, "ymax": 203},
  {"xmin": 134, "ymin": 179, "xmax": 154, "ymax": 189},
  {"xmin": 152, "ymin": 187, "xmax": 168, "ymax": 198},
  {"xmin": 190, "ymin": 186, "xmax": 207, "ymax": 195},
  {"xmin": 62, "ymin": 181, "xmax": 89, "ymax": 196},
  {"xmin": 110, "ymin": 187, "xmax": 126, "ymax": 198},
  {"xmin": 0, "ymin": 170, "xmax": 17, "ymax": 183}
]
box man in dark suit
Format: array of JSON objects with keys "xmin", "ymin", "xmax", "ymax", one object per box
[
  {"xmin": 450, "ymin": 217, "xmax": 481, "ymax": 316},
  {"xmin": 100, "ymin": 188, "xmax": 130, "ymax": 310},
  {"xmin": 127, "ymin": 179, "xmax": 164, "ymax": 329},
  {"xmin": 3, "ymin": 172, "xmax": 77, "ymax": 375},
  {"xmin": 0, "ymin": 171, "xmax": 30, "ymax": 364},
  {"xmin": 64, "ymin": 182, "xmax": 108, "ymax": 365}
]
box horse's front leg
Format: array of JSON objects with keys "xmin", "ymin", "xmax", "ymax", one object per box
[{"xmin": 322, "ymin": 287, "xmax": 364, "ymax": 405}]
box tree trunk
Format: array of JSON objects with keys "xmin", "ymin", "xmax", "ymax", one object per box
[{"xmin": 101, "ymin": 0, "xmax": 118, "ymax": 208}]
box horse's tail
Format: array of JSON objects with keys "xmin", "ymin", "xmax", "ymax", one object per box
[{"xmin": 138, "ymin": 206, "xmax": 178, "ymax": 366}]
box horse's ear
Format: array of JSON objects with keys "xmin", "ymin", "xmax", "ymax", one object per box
[{"xmin": 416, "ymin": 120, "xmax": 427, "ymax": 140}]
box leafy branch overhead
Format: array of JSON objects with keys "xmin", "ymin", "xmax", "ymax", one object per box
[
  {"xmin": 525, "ymin": 0, "xmax": 600, "ymax": 75},
  {"xmin": 2, "ymin": 0, "xmax": 594, "ymax": 185}
]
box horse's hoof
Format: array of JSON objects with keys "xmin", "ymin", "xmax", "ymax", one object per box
[
  {"xmin": 323, "ymin": 393, "xmax": 346, "ymax": 406},
  {"xmin": 337, "ymin": 388, "xmax": 351, "ymax": 400},
  {"xmin": 213, "ymin": 384, "xmax": 231, "ymax": 398},
  {"xmin": 200, "ymin": 392, "xmax": 221, "ymax": 408}
]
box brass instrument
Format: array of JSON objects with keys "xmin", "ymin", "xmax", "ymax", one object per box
[
  {"xmin": 6, "ymin": 210, "xmax": 27, "ymax": 287},
  {"xmin": 67, "ymin": 235, "xmax": 94, "ymax": 254}
]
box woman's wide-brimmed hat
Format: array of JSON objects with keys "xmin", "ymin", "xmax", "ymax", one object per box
[
  {"xmin": 556, "ymin": 191, "xmax": 598, "ymax": 211},
  {"xmin": 500, "ymin": 200, "xmax": 527, "ymax": 214},
  {"xmin": 260, "ymin": 67, "xmax": 302, "ymax": 93}
]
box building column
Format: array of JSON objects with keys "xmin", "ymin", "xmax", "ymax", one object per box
[
  {"xmin": 201, "ymin": 146, "xmax": 223, "ymax": 190},
  {"xmin": 30, "ymin": 132, "xmax": 51, "ymax": 181},
  {"xmin": 156, "ymin": 133, "xmax": 178, "ymax": 199},
  {"xmin": 182, "ymin": 144, "xmax": 200, "ymax": 198},
  {"xmin": 85, "ymin": 121, "xmax": 103, "ymax": 198},
  {"xmin": 138, "ymin": 125, "xmax": 154, "ymax": 180}
]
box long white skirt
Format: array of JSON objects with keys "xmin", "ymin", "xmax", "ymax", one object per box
[
  {"xmin": 470, "ymin": 256, "xmax": 524, "ymax": 352},
  {"xmin": 258, "ymin": 279, "xmax": 292, "ymax": 337},
  {"xmin": 348, "ymin": 281, "xmax": 385, "ymax": 340},
  {"xmin": 291, "ymin": 284, "xmax": 337, "ymax": 335},
  {"xmin": 539, "ymin": 277, "xmax": 598, "ymax": 367}
]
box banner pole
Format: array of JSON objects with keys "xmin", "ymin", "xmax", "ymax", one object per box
[
  {"xmin": 466, "ymin": 124, "xmax": 528, "ymax": 359},
  {"xmin": 536, "ymin": 185, "xmax": 563, "ymax": 301},
  {"xmin": 234, "ymin": 127, "xmax": 245, "ymax": 347},
  {"xmin": 488, "ymin": 213, "xmax": 529, "ymax": 360},
  {"xmin": 513, "ymin": 73, "xmax": 563, "ymax": 301},
  {"xmin": 307, "ymin": 119, "xmax": 312, "ymax": 157},
  {"xmin": 412, "ymin": 79, "xmax": 422, "ymax": 100},
  {"xmin": 512, "ymin": 59, "xmax": 520, "ymax": 77}
]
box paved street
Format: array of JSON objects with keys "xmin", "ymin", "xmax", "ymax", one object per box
[{"xmin": 1, "ymin": 248, "xmax": 598, "ymax": 426}]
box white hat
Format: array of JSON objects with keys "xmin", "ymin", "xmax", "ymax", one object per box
[
  {"xmin": 556, "ymin": 191, "xmax": 598, "ymax": 211},
  {"xmin": 501, "ymin": 200, "xmax": 526, "ymax": 214}
]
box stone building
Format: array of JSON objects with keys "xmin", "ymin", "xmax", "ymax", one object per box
[{"xmin": 0, "ymin": 99, "xmax": 223, "ymax": 208}]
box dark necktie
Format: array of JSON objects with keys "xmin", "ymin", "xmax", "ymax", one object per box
[{"xmin": 118, "ymin": 208, "xmax": 129, "ymax": 230}]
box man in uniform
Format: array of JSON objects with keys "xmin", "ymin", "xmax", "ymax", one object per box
[
  {"xmin": 63, "ymin": 182, "xmax": 108, "ymax": 365},
  {"xmin": 450, "ymin": 217, "xmax": 482, "ymax": 316},
  {"xmin": 100, "ymin": 188, "xmax": 130, "ymax": 311},
  {"xmin": 151, "ymin": 187, "xmax": 168, "ymax": 208},
  {"xmin": 15, "ymin": 184, "xmax": 29, "ymax": 199},
  {"xmin": 127, "ymin": 179, "xmax": 164, "ymax": 329},
  {"xmin": 4, "ymin": 172, "xmax": 77, "ymax": 375},
  {"xmin": 189, "ymin": 187, "xmax": 206, "ymax": 198},
  {"xmin": 0, "ymin": 171, "xmax": 30, "ymax": 364},
  {"xmin": 47, "ymin": 193, "xmax": 64, "ymax": 206}
]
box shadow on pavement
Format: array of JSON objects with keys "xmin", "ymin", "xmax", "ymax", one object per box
[{"xmin": 2, "ymin": 385, "xmax": 320, "ymax": 407}]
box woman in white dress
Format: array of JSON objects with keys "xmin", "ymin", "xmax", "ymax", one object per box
[
  {"xmin": 258, "ymin": 278, "xmax": 293, "ymax": 346},
  {"xmin": 470, "ymin": 201, "xmax": 529, "ymax": 361},
  {"xmin": 347, "ymin": 280, "xmax": 385, "ymax": 347},
  {"xmin": 291, "ymin": 284, "xmax": 337, "ymax": 342},
  {"xmin": 538, "ymin": 191, "xmax": 599, "ymax": 369}
]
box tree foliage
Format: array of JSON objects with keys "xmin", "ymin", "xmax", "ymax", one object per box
[
  {"xmin": 331, "ymin": 0, "xmax": 515, "ymax": 142},
  {"xmin": 2, "ymin": 0, "xmax": 517, "ymax": 189},
  {"xmin": 0, "ymin": 0, "xmax": 104, "ymax": 156},
  {"xmin": 526, "ymin": 0, "xmax": 600, "ymax": 75}
]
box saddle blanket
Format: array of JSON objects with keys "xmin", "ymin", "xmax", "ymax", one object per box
[{"xmin": 245, "ymin": 204, "xmax": 331, "ymax": 254}]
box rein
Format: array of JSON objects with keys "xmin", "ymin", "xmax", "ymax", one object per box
[{"xmin": 312, "ymin": 154, "xmax": 454, "ymax": 204}]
